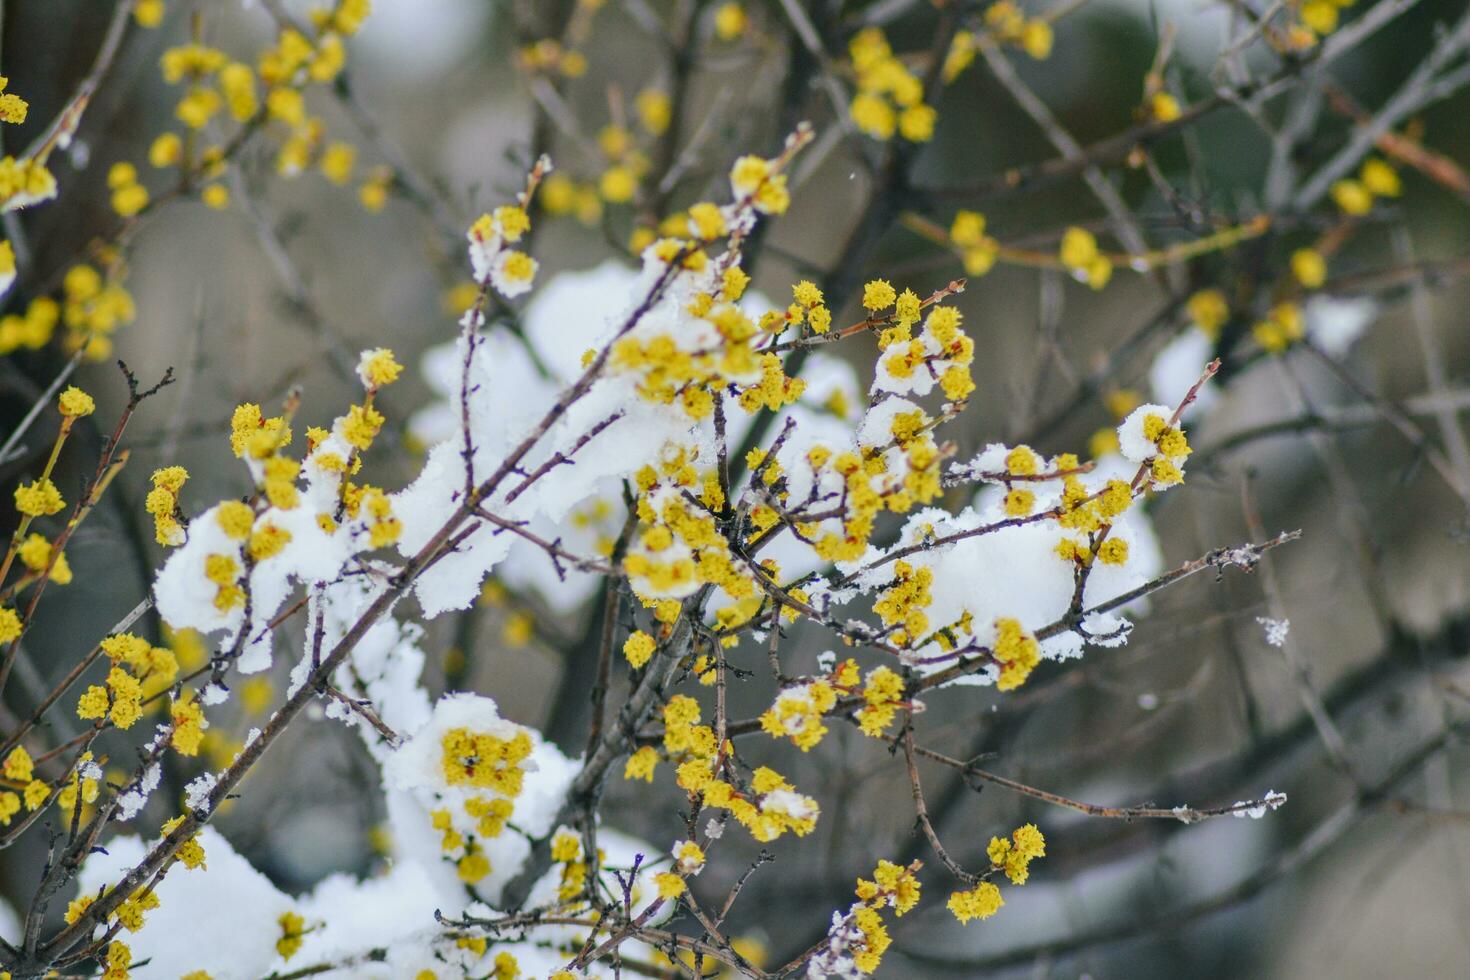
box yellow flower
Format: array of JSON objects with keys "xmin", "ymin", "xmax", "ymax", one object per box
[
  {"xmin": 898, "ymin": 103, "xmax": 936, "ymax": 142},
  {"xmin": 357, "ymin": 348, "xmax": 402, "ymax": 388},
  {"xmin": 1330, "ymin": 179, "xmax": 1372, "ymax": 216},
  {"xmin": 850, "ymin": 93, "xmax": 896, "ymax": 140},
  {"xmin": 599, "ymin": 166, "xmax": 637, "ymax": 203},
  {"xmin": 319, "ymin": 142, "xmax": 356, "ymax": 185},
  {"xmin": 219, "ymin": 63, "xmax": 257, "ymax": 121},
  {"xmin": 1059, "ymin": 226, "xmax": 1098, "ymax": 270},
  {"xmin": 947, "ymin": 882, "xmax": 1003, "ymax": 923},
  {"xmin": 1359, "ymin": 157, "xmax": 1401, "ymax": 197},
  {"xmin": 149, "ymin": 133, "xmax": 183, "ymax": 168},
  {"xmin": 359, "ymin": 168, "xmax": 391, "ymax": 212},
  {"xmin": 714, "ymin": 2, "xmax": 746, "ymax": 40},
  {"xmin": 635, "ymin": 88, "xmax": 672, "ymax": 135},
  {"xmin": 623, "ymin": 630, "xmax": 656, "ymax": 668},
  {"xmin": 0, "ymin": 77, "xmax": 29, "ymax": 124},
  {"xmin": 1186, "ymin": 288, "xmax": 1228, "ymax": 338},
  {"xmin": 134, "ymin": 0, "xmax": 165, "ymax": 28},
  {"xmin": 729, "ymin": 155, "xmax": 770, "ymax": 196},
  {"xmin": 2, "ymin": 746, "xmax": 33, "ymax": 782},
  {"xmin": 276, "ymin": 911, "xmax": 306, "ymax": 960},
  {"xmin": 1012, "ymin": 822, "xmax": 1046, "ymax": 859},
  {"xmin": 111, "ymin": 182, "xmax": 149, "ymax": 218},
  {"xmin": 861, "ymin": 279, "xmax": 897, "ymax": 312},
  {"xmin": 1300, "ymin": 0, "xmax": 1338, "ymax": 34},
  {"xmin": 624, "ymin": 746, "xmax": 658, "ymax": 782},
  {"xmin": 1291, "ymin": 247, "xmax": 1327, "ymax": 289},
  {"xmin": 1020, "ymin": 18, "xmax": 1053, "ymax": 59},
  {"xmin": 58, "ymin": 386, "xmax": 95, "ymax": 417},
  {"xmin": 15, "ymin": 478, "xmax": 64, "ymax": 517},
  {"xmin": 1149, "ymin": 91, "xmax": 1181, "ymax": 122},
  {"xmin": 77, "ymin": 684, "xmax": 109, "ymax": 721},
  {"xmin": 687, "ymin": 201, "xmax": 727, "ymax": 241},
  {"xmin": 1003, "ymin": 488, "xmax": 1034, "ymax": 517},
  {"xmin": 265, "ymin": 87, "xmax": 305, "ymax": 126},
  {"xmin": 654, "ymin": 871, "xmax": 686, "ymax": 900}
]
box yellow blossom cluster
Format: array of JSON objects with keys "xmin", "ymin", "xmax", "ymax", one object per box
[
  {"xmin": 847, "ymin": 859, "xmax": 922, "ymax": 973},
  {"xmin": 76, "ymin": 666, "xmax": 145, "ymax": 730},
  {"xmin": 1141, "ymin": 410, "xmax": 1192, "ymax": 487},
  {"xmin": 623, "ymin": 629, "xmax": 656, "ymax": 669},
  {"xmin": 430, "ymin": 793, "xmax": 514, "ymax": 886},
  {"xmin": 714, "ymin": 2, "xmax": 747, "ymax": 41},
  {"xmin": 440, "ymin": 726, "xmax": 534, "ymax": 795},
  {"xmin": 873, "ymin": 560, "xmax": 933, "ymax": 648},
  {"xmin": 548, "ymin": 827, "xmax": 592, "ymax": 901},
  {"xmin": 0, "ymin": 78, "xmax": 54, "ymax": 214},
  {"xmin": 950, "ymin": 210, "xmax": 1000, "ymax": 277},
  {"xmin": 1331, "ymin": 156, "xmax": 1401, "ymax": 216},
  {"xmin": 0, "ymin": 745, "xmax": 51, "ymax": 825},
  {"xmin": 1252, "ymin": 300, "xmax": 1305, "ymax": 354},
  {"xmin": 759, "ymin": 659, "xmax": 859, "ymax": 751},
  {"xmin": 1187, "ymin": 288, "xmax": 1230, "ymax": 339},
  {"xmin": 150, "ymin": 4, "xmax": 370, "ymax": 207},
  {"xmin": 100, "ymin": 940, "xmax": 132, "ymax": 980},
  {"xmin": 623, "ymin": 452, "xmax": 785, "ymax": 613},
  {"xmin": 856, "ymin": 665, "xmax": 905, "ymax": 736},
  {"xmin": 277, "ymin": 910, "xmax": 307, "ymax": 960},
  {"xmin": 799, "ymin": 440, "xmax": 935, "ymax": 563},
  {"xmin": 102, "ymin": 632, "xmax": 181, "ymax": 701},
  {"xmin": 13, "ymin": 478, "xmax": 64, "ymax": 518},
  {"xmin": 146, "ymin": 466, "xmax": 189, "ymax": 546},
  {"xmin": 876, "ymin": 298, "xmax": 977, "ymax": 403},
  {"xmin": 781, "ymin": 279, "xmax": 833, "ymax": 335},
  {"xmin": 1284, "ymin": 0, "xmax": 1360, "ymax": 50},
  {"xmin": 0, "ymin": 151, "xmax": 56, "ymax": 213},
  {"xmin": 57, "ymin": 751, "xmax": 101, "ymax": 814},
  {"xmin": 467, "ymin": 205, "xmax": 538, "ymax": 297},
  {"xmin": 16, "ymin": 533, "xmax": 72, "ymax": 586},
  {"xmin": 0, "ymin": 296, "xmax": 60, "ymax": 355},
  {"xmin": 61, "ymin": 262, "xmax": 136, "ymax": 360},
  {"xmin": 160, "ymin": 815, "xmax": 208, "ymax": 868},
  {"xmin": 1058, "ymin": 226, "xmax": 1112, "ymax": 290},
  {"xmin": 114, "ymin": 886, "xmax": 161, "ymax": 934},
  {"xmin": 107, "ymin": 162, "xmax": 149, "ymax": 218},
  {"xmin": 699, "ymin": 765, "xmax": 819, "ymax": 843},
  {"xmin": 728, "ymin": 153, "xmax": 792, "ymax": 215},
  {"xmin": 0, "ymin": 75, "xmax": 27, "ymax": 124},
  {"xmin": 1291, "ymin": 247, "xmax": 1327, "ymax": 289},
  {"xmin": 991, "ymin": 617, "xmax": 1041, "ymax": 691},
  {"xmin": 538, "ymin": 172, "xmax": 604, "ymax": 227},
  {"xmin": 948, "ymin": 823, "xmax": 1046, "ymax": 923},
  {"xmin": 0, "ymin": 607, "xmax": 20, "ymax": 645},
  {"xmin": 1050, "ymin": 461, "xmax": 1134, "ymax": 547},
  {"xmin": 516, "ymin": 38, "xmax": 589, "ymax": 79},
  {"xmin": 848, "ymin": 29, "xmax": 936, "ymax": 142},
  {"xmin": 595, "ymin": 121, "xmax": 648, "ymax": 205},
  {"xmin": 660, "ymin": 698, "xmax": 820, "ymax": 839},
  {"xmin": 171, "ymin": 695, "xmax": 207, "ymax": 756}
]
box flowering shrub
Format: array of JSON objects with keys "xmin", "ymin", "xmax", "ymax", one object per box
[{"xmin": 3, "ymin": 0, "xmax": 1467, "ymax": 976}]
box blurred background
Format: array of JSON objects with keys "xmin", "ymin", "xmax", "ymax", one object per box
[{"xmin": 3, "ymin": 0, "xmax": 1470, "ymax": 976}]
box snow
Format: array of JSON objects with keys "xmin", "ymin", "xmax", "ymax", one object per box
[
  {"xmin": 1116, "ymin": 403, "xmax": 1175, "ymax": 463},
  {"xmin": 76, "ymin": 828, "xmax": 295, "ymax": 980},
  {"xmin": 1257, "ymin": 616, "xmax": 1290, "ymax": 647},
  {"xmin": 1232, "ymin": 790, "xmax": 1288, "ymax": 819},
  {"xmin": 184, "ymin": 773, "xmax": 217, "ymax": 812},
  {"xmin": 1305, "ymin": 295, "xmax": 1377, "ymax": 357},
  {"xmin": 833, "ymin": 454, "xmax": 1165, "ymax": 679}
]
